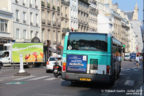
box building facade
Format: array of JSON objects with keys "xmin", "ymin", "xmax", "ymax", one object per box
[
  {"xmin": 7, "ymin": 0, "xmax": 41, "ymax": 42},
  {"xmin": 0, "ymin": 0, "xmax": 41, "ymax": 43},
  {"xmin": 0, "ymin": 9, "xmax": 13, "ymax": 50},
  {"xmin": 78, "ymin": 0, "xmax": 89, "ymax": 32},
  {"xmin": 69, "ymin": 0, "xmax": 78, "ymax": 32},
  {"xmin": 61, "ymin": 0, "xmax": 70, "ymax": 45},
  {"xmin": 88, "ymin": 0, "xmax": 98, "ymax": 32},
  {"xmin": 125, "ymin": 4, "xmax": 143, "ymax": 53},
  {"xmin": 41, "ymin": 0, "xmax": 61, "ymax": 46}
]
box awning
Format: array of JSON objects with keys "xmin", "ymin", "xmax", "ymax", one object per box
[
  {"xmin": 49, "ymin": 47, "xmax": 57, "ymax": 53},
  {"xmin": 57, "ymin": 45, "xmax": 63, "ymax": 50}
]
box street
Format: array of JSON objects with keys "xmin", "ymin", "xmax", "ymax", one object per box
[{"xmin": 0, "ymin": 61, "xmax": 143, "ymax": 96}]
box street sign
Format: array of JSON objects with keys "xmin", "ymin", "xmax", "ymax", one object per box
[{"xmin": 123, "ymin": 45, "xmax": 126, "ymax": 48}]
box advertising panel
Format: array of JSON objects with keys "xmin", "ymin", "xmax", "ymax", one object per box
[
  {"xmin": 12, "ymin": 43, "xmax": 43, "ymax": 63},
  {"xmin": 67, "ymin": 54, "xmax": 87, "ymax": 73}
]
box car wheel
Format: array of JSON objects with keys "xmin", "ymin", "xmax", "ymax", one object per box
[
  {"xmin": 0, "ymin": 62, "xmax": 3, "ymax": 69},
  {"xmin": 46, "ymin": 70, "xmax": 49, "ymax": 73}
]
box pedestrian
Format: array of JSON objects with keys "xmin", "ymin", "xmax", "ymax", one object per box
[{"xmin": 136, "ymin": 55, "xmax": 140, "ymax": 67}]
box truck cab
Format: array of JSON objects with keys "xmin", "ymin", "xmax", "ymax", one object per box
[{"xmin": 0, "ymin": 43, "xmax": 12, "ymax": 66}]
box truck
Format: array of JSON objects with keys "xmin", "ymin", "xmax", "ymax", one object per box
[{"xmin": 0, "ymin": 43, "xmax": 44, "ymax": 67}]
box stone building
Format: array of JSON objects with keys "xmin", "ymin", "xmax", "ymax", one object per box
[
  {"xmin": 41, "ymin": 0, "xmax": 61, "ymax": 45},
  {"xmin": 0, "ymin": 9, "xmax": 13, "ymax": 50},
  {"xmin": 61, "ymin": 0, "xmax": 70, "ymax": 45},
  {"xmin": 78, "ymin": 0, "xmax": 89, "ymax": 32},
  {"xmin": 88, "ymin": 0, "xmax": 98, "ymax": 32},
  {"xmin": 0, "ymin": 0, "xmax": 42, "ymax": 43},
  {"xmin": 69, "ymin": 0, "xmax": 78, "ymax": 32},
  {"xmin": 124, "ymin": 3, "xmax": 143, "ymax": 53}
]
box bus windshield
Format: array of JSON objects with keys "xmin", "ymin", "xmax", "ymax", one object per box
[{"xmin": 67, "ymin": 33, "xmax": 107, "ymax": 52}]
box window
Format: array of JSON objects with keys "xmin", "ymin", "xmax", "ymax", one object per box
[
  {"xmin": 67, "ymin": 33, "xmax": 107, "ymax": 51},
  {"xmin": 16, "ymin": 29, "xmax": 19, "ymax": 39},
  {"xmin": 23, "ymin": 30, "xmax": 26, "ymax": 39},
  {"xmin": 41, "ymin": 30, "xmax": 44, "ymax": 42},
  {"xmin": 36, "ymin": 14, "xmax": 38, "ymax": 26},
  {"xmin": 0, "ymin": 19, "xmax": 8, "ymax": 32},
  {"xmin": 23, "ymin": 12, "xmax": 26, "ymax": 23},
  {"xmin": 23, "ymin": 0, "xmax": 26, "ymax": 5},
  {"xmin": 30, "ymin": 12, "xmax": 33, "ymax": 25},
  {"xmin": 30, "ymin": 31, "xmax": 33, "ymax": 39},
  {"xmin": 16, "ymin": 10, "xmax": 19, "ymax": 21},
  {"xmin": 30, "ymin": 0, "xmax": 33, "ymax": 4}
]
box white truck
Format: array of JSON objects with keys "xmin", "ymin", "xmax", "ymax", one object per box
[{"xmin": 0, "ymin": 43, "xmax": 44, "ymax": 67}]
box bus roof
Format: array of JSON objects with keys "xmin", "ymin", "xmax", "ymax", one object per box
[{"xmin": 68, "ymin": 32, "xmax": 111, "ymax": 36}]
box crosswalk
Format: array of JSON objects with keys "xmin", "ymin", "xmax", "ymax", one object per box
[
  {"xmin": 121, "ymin": 67, "xmax": 141, "ymax": 72},
  {"xmin": 0, "ymin": 75, "xmax": 60, "ymax": 82}
]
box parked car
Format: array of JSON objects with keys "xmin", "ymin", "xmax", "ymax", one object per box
[
  {"xmin": 124, "ymin": 53, "xmax": 130, "ymax": 61},
  {"xmin": 46, "ymin": 56, "xmax": 62, "ymax": 73}
]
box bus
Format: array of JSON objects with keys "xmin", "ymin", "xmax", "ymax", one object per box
[{"xmin": 62, "ymin": 32, "xmax": 122, "ymax": 84}]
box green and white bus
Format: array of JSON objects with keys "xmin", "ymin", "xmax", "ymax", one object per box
[{"xmin": 62, "ymin": 32, "xmax": 122, "ymax": 84}]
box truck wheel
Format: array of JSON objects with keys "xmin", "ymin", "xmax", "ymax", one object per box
[
  {"xmin": 0, "ymin": 62, "xmax": 3, "ymax": 69},
  {"xmin": 28, "ymin": 64, "xmax": 33, "ymax": 68}
]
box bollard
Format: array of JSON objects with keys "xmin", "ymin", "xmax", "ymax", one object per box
[
  {"xmin": 19, "ymin": 54, "xmax": 25, "ymax": 73},
  {"xmin": 14, "ymin": 54, "xmax": 30, "ymax": 76}
]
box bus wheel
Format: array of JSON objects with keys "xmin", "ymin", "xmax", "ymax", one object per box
[{"xmin": 109, "ymin": 75, "xmax": 115, "ymax": 85}]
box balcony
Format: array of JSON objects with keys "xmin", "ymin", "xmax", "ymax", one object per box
[
  {"xmin": 53, "ymin": 22, "xmax": 56, "ymax": 26},
  {"xmin": 61, "ymin": 0, "xmax": 70, "ymax": 6},
  {"xmin": 47, "ymin": 21, "xmax": 51, "ymax": 26},
  {"xmin": 62, "ymin": 28, "xmax": 69, "ymax": 33},
  {"xmin": 0, "ymin": 32, "xmax": 11, "ymax": 38},
  {"xmin": 57, "ymin": 23, "xmax": 61, "ymax": 27},
  {"xmin": 42, "ymin": 20, "xmax": 45, "ymax": 25}
]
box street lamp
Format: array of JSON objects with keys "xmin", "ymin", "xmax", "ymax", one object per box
[{"xmin": 142, "ymin": 0, "xmax": 144, "ymax": 83}]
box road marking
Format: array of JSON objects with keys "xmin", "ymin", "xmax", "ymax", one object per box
[
  {"xmin": 14, "ymin": 75, "xmax": 35, "ymax": 80},
  {"xmin": 6, "ymin": 81, "xmax": 26, "ymax": 85},
  {"xmin": 124, "ymin": 80, "xmax": 135, "ymax": 86},
  {"xmin": 28, "ymin": 76, "xmax": 50, "ymax": 81},
  {"xmin": 140, "ymin": 86, "xmax": 142, "ymax": 96},
  {"xmin": 44, "ymin": 77, "xmax": 56, "ymax": 81},
  {"xmin": 120, "ymin": 73, "xmax": 126, "ymax": 76},
  {"xmin": 0, "ymin": 76, "xmax": 15, "ymax": 82}
]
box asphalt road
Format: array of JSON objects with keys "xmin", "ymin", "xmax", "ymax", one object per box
[{"xmin": 0, "ymin": 61, "xmax": 143, "ymax": 96}]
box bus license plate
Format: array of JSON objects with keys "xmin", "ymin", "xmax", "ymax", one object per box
[{"xmin": 80, "ymin": 78, "xmax": 91, "ymax": 82}]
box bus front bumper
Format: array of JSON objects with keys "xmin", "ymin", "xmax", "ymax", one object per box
[{"xmin": 62, "ymin": 72, "xmax": 111, "ymax": 83}]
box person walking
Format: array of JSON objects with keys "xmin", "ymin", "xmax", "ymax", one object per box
[{"xmin": 136, "ymin": 55, "xmax": 140, "ymax": 67}]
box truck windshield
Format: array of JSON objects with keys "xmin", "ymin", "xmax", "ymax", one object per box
[
  {"xmin": 67, "ymin": 33, "xmax": 107, "ymax": 52},
  {"xmin": 0, "ymin": 51, "xmax": 9, "ymax": 58}
]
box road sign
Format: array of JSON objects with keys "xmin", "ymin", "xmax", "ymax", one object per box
[{"xmin": 123, "ymin": 45, "xmax": 126, "ymax": 48}]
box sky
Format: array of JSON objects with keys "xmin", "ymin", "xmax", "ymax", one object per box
[{"xmin": 112, "ymin": 0, "xmax": 143, "ymax": 21}]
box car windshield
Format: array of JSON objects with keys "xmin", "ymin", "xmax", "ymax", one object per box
[
  {"xmin": 67, "ymin": 33, "xmax": 107, "ymax": 52},
  {"xmin": 125, "ymin": 55, "xmax": 129, "ymax": 57},
  {"xmin": 49, "ymin": 58, "xmax": 56, "ymax": 61}
]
